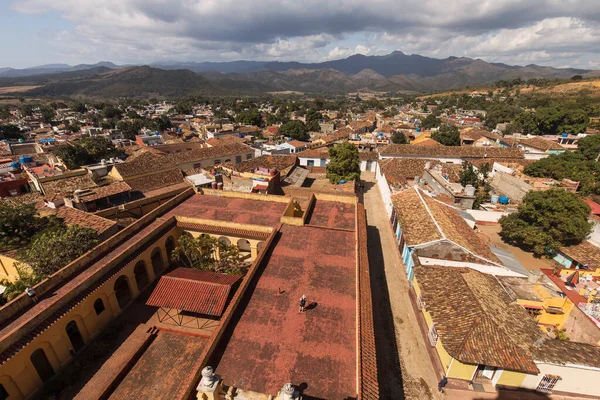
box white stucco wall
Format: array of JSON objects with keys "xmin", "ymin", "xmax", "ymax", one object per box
[
  {"xmin": 375, "ymin": 164, "xmax": 394, "ymax": 217},
  {"xmin": 418, "ymin": 257, "xmax": 527, "ymax": 277},
  {"xmin": 521, "ymin": 363, "xmax": 600, "ymax": 397},
  {"xmin": 298, "ymin": 157, "xmax": 328, "ymax": 167}
]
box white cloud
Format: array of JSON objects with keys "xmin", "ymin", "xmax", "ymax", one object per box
[{"xmin": 6, "ymin": 0, "xmax": 600, "ymax": 66}]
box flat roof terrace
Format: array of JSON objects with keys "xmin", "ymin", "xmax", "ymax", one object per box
[
  {"xmin": 165, "ymin": 194, "xmax": 288, "ymax": 227},
  {"xmin": 213, "ymin": 224, "xmax": 357, "ymax": 399},
  {"xmin": 307, "ymin": 200, "xmax": 356, "ymax": 230}
]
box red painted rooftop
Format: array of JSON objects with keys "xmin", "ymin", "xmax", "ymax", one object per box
[
  {"xmin": 146, "ymin": 268, "xmax": 240, "ymax": 317},
  {"xmin": 214, "ymin": 224, "xmax": 357, "ymax": 399},
  {"xmin": 165, "ymin": 194, "xmax": 288, "ymax": 227},
  {"xmin": 584, "ymin": 199, "xmax": 600, "ymax": 215},
  {"xmin": 541, "ymin": 268, "xmax": 588, "ymax": 305}
]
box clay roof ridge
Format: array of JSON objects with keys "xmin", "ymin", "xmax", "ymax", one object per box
[
  {"xmin": 414, "ymin": 187, "xmax": 445, "ymax": 240},
  {"xmin": 163, "ymin": 274, "xmax": 230, "ymax": 286}
]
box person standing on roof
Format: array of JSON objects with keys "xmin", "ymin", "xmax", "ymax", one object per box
[
  {"xmin": 25, "ymin": 287, "xmax": 38, "ymax": 303},
  {"xmin": 299, "ymin": 295, "xmax": 307, "ymax": 313}
]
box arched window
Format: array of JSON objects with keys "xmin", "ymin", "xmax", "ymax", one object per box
[
  {"xmin": 65, "ymin": 320, "xmax": 85, "ymax": 353},
  {"xmin": 0, "ymin": 384, "xmax": 7, "ymax": 400},
  {"xmin": 94, "ymin": 298, "xmax": 105, "ymax": 315},
  {"xmin": 114, "ymin": 276, "xmax": 132, "ymax": 309},
  {"xmin": 218, "ymin": 237, "xmax": 231, "ymax": 246},
  {"xmin": 237, "ymin": 239, "xmax": 251, "ymax": 256},
  {"xmin": 151, "ymin": 248, "xmax": 164, "ymax": 276},
  {"xmin": 134, "ymin": 260, "xmax": 149, "ymax": 291},
  {"xmin": 30, "ymin": 349, "xmax": 54, "ymax": 383}
]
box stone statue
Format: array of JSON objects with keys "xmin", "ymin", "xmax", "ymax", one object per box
[
  {"xmin": 278, "ymin": 383, "xmax": 299, "ymax": 400},
  {"xmin": 197, "ymin": 366, "xmax": 221, "ymax": 393}
]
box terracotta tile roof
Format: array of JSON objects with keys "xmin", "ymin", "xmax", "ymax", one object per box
[
  {"xmin": 74, "ymin": 181, "xmax": 131, "ymax": 202},
  {"xmin": 166, "ymin": 142, "xmax": 253, "ymax": 166},
  {"xmin": 519, "ymin": 137, "xmax": 565, "ymax": 151},
  {"xmin": 234, "ymin": 155, "xmax": 297, "ymax": 173},
  {"xmin": 41, "ymin": 174, "xmax": 97, "ymax": 197},
  {"xmin": 50, "ymin": 206, "xmax": 117, "ymax": 234},
  {"xmin": 379, "ymin": 144, "xmax": 524, "ymax": 159},
  {"xmin": 295, "ymin": 147, "xmax": 329, "ymax": 159},
  {"xmin": 146, "ymin": 268, "xmax": 240, "ymax": 317},
  {"xmin": 533, "ymin": 338, "xmax": 600, "ymax": 368},
  {"xmin": 356, "ymin": 203, "xmax": 380, "ymax": 399},
  {"xmin": 359, "ymin": 151, "xmax": 378, "ymax": 161},
  {"xmin": 124, "ymin": 168, "xmax": 184, "ymax": 193},
  {"xmin": 287, "ymin": 140, "xmax": 308, "ymax": 148},
  {"xmin": 560, "ymin": 241, "xmax": 600, "ymax": 269},
  {"xmin": 415, "ymin": 266, "xmax": 541, "ymax": 374},
  {"xmin": 413, "ymin": 138, "xmax": 442, "ymax": 147},
  {"xmin": 116, "ymin": 151, "xmax": 172, "ymax": 178},
  {"xmin": 392, "ymin": 188, "xmax": 501, "ymax": 263},
  {"xmin": 379, "ymin": 158, "xmax": 440, "ymax": 186}
]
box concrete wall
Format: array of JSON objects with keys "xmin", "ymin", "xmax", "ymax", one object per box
[
  {"xmin": 418, "ymin": 257, "xmax": 526, "ymax": 277},
  {"xmin": 563, "ymin": 306, "xmax": 600, "ymax": 345},
  {"xmin": 490, "ymin": 171, "xmax": 531, "ymax": 202},
  {"xmin": 360, "ymin": 160, "xmax": 377, "ymax": 172}
]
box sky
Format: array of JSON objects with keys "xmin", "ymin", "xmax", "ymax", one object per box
[{"xmin": 2, "ymin": 0, "xmax": 600, "ymax": 69}]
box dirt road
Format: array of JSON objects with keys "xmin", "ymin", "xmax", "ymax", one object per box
[{"xmin": 361, "ymin": 172, "xmax": 443, "ymax": 400}]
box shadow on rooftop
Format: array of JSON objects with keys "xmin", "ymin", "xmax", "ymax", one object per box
[{"xmin": 366, "ymin": 225, "xmax": 405, "ymax": 400}]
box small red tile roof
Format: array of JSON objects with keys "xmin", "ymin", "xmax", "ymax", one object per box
[
  {"xmin": 146, "ymin": 268, "xmax": 240, "ymax": 317},
  {"xmin": 287, "ymin": 140, "xmax": 308, "ymax": 148},
  {"xmin": 380, "ymin": 144, "xmax": 524, "ymax": 159}
]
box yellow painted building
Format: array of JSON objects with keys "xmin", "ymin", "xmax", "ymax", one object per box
[
  {"xmin": 0, "ymin": 189, "xmax": 275, "ymax": 399},
  {"xmin": 412, "ymin": 265, "xmax": 600, "ymax": 397}
]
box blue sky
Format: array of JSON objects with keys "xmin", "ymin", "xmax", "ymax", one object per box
[{"xmin": 3, "ymin": 0, "xmax": 600, "ymax": 69}]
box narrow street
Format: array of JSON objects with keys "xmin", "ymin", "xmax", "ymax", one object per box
[{"xmin": 361, "ymin": 172, "xmax": 443, "ymax": 400}]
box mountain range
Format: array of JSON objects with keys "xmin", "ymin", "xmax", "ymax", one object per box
[{"xmin": 0, "ymin": 51, "xmax": 596, "ymax": 98}]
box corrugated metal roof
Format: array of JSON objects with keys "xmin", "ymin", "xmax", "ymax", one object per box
[{"xmin": 146, "ymin": 268, "xmax": 240, "ymax": 317}]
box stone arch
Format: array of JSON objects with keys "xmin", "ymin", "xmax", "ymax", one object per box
[
  {"xmin": 151, "ymin": 248, "xmax": 165, "ymax": 276},
  {"xmin": 65, "ymin": 320, "xmax": 85, "ymax": 353},
  {"xmin": 237, "ymin": 239, "xmax": 251, "ymax": 259},
  {"xmin": 218, "ymin": 236, "xmax": 231, "ymax": 246},
  {"xmin": 0, "ymin": 375, "xmax": 22, "ymax": 400},
  {"xmin": 30, "ymin": 348, "xmax": 54, "ymax": 383},
  {"xmin": 134, "ymin": 260, "xmax": 150, "ymax": 291},
  {"xmin": 94, "ymin": 298, "xmax": 106, "ymax": 315},
  {"xmin": 114, "ymin": 275, "xmax": 132, "ymax": 309},
  {"xmin": 165, "ymin": 236, "xmax": 175, "ymax": 260}
]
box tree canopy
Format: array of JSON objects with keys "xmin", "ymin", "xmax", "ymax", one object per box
[
  {"xmin": 420, "ymin": 114, "xmax": 441, "ymax": 129},
  {"xmin": 0, "ymin": 124, "xmax": 22, "ymax": 140},
  {"xmin": 326, "ymin": 142, "xmax": 360, "ymax": 184},
  {"xmin": 0, "ymin": 203, "xmax": 61, "ymax": 251},
  {"xmin": 391, "ymin": 131, "xmax": 408, "ymax": 144},
  {"xmin": 279, "ymin": 120, "xmax": 309, "ymax": 141},
  {"xmin": 55, "ymin": 136, "xmax": 121, "ymax": 169},
  {"xmin": 431, "ymin": 125, "xmax": 460, "ymax": 146},
  {"xmin": 499, "ymin": 189, "xmax": 592, "ymax": 256},
  {"xmin": 18, "ymin": 225, "xmax": 100, "ymax": 277},
  {"xmin": 171, "ymin": 233, "xmax": 242, "ymax": 273}
]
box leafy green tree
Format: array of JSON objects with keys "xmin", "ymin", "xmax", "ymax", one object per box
[
  {"xmin": 55, "ymin": 136, "xmax": 121, "ymax": 169},
  {"xmin": 421, "ymin": 114, "xmax": 441, "ymax": 129},
  {"xmin": 431, "ymin": 125, "xmax": 460, "ymax": 146},
  {"xmin": 171, "ymin": 233, "xmax": 241, "ymax": 273},
  {"xmin": 152, "ymin": 114, "xmax": 173, "ymax": 131},
  {"xmin": 306, "ymin": 119, "xmax": 321, "ymax": 132},
  {"xmin": 459, "ymin": 162, "xmax": 491, "ymax": 208},
  {"xmin": 279, "ymin": 120, "xmax": 309, "ymax": 141},
  {"xmin": 117, "ymin": 119, "xmax": 146, "ymax": 140},
  {"xmin": 391, "ymin": 131, "xmax": 408, "ymax": 144},
  {"xmin": 20, "ymin": 104, "xmax": 34, "ymax": 117},
  {"xmin": 72, "ymin": 103, "xmax": 88, "ymax": 113},
  {"xmin": 19, "ymin": 225, "xmax": 100, "ymax": 277},
  {"xmin": 236, "ymin": 108, "xmax": 262, "ymax": 126},
  {"xmin": 40, "ymin": 106, "xmax": 55, "ymax": 124},
  {"xmin": 326, "ymin": 142, "xmax": 360, "ymax": 184},
  {"xmin": 0, "ymin": 124, "xmax": 22, "ymax": 140},
  {"xmin": 0, "ymin": 106, "xmax": 10, "ymax": 120},
  {"xmin": 524, "ymin": 152, "xmax": 600, "ymax": 194},
  {"xmin": 578, "ymin": 134, "xmax": 600, "ymax": 161},
  {"xmin": 0, "ymin": 203, "xmax": 61, "ymax": 251},
  {"xmin": 102, "ymin": 105, "xmax": 122, "ymax": 120},
  {"xmin": 499, "ymin": 189, "xmax": 593, "ymax": 256}
]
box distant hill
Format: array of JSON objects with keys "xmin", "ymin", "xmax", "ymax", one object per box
[
  {"xmin": 0, "ymin": 62, "xmax": 119, "ymax": 78},
  {"xmin": 1, "ymin": 51, "xmax": 598, "ymax": 97}
]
